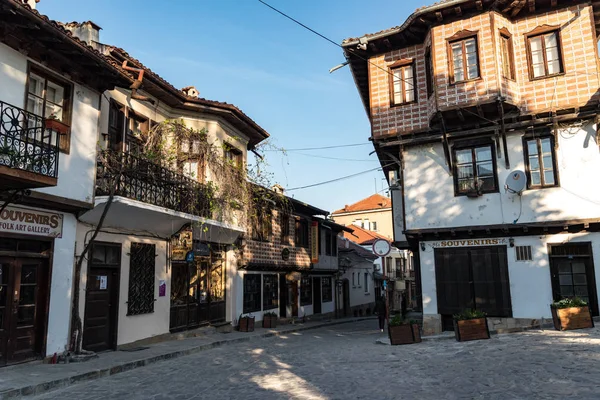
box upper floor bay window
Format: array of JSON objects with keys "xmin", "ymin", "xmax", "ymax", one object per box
[
  {"xmin": 524, "ymin": 136, "xmax": 558, "ymax": 188},
  {"xmin": 390, "ymin": 61, "xmax": 416, "ymax": 106},
  {"xmin": 527, "ymin": 29, "xmax": 563, "ymax": 79},
  {"xmin": 453, "ymin": 143, "xmax": 498, "ymax": 196},
  {"xmin": 449, "ymin": 34, "xmax": 479, "ymax": 83},
  {"xmin": 26, "ymin": 66, "xmax": 72, "ymax": 152}
]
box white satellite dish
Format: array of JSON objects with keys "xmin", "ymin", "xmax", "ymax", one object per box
[{"xmin": 505, "ymin": 170, "xmax": 526, "ymax": 194}]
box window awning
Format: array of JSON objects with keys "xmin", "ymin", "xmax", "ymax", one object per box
[{"xmin": 79, "ymin": 196, "xmax": 244, "ymax": 243}]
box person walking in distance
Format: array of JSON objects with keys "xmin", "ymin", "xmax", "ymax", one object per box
[{"xmin": 375, "ymin": 297, "xmax": 386, "ymax": 332}]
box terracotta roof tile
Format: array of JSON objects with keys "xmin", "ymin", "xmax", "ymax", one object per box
[
  {"xmin": 332, "ymin": 194, "xmax": 391, "ymax": 214},
  {"xmin": 337, "ymin": 236, "xmax": 377, "ymax": 260},
  {"xmin": 341, "ymin": 224, "xmax": 389, "ymax": 246}
]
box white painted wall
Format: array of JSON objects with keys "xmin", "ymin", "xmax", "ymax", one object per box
[
  {"xmin": 419, "ymin": 233, "xmax": 600, "ymax": 319},
  {"xmin": 341, "ymin": 261, "xmax": 375, "ymax": 308},
  {"xmin": 0, "ymin": 43, "xmax": 100, "ymax": 205},
  {"xmin": 403, "ymin": 125, "xmax": 600, "ymax": 230},
  {"xmin": 75, "ymin": 225, "xmax": 170, "ymax": 346}
]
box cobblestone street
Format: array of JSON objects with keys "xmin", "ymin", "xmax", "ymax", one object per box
[{"xmin": 32, "ymin": 320, "xmax": 600, "ymax": 400}]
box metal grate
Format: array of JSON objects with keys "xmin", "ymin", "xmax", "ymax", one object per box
[
  {"xmin": 515, "ymin": 245, "xmax": 533, "ymax": 261},
  {"xmin": 127, "ymin": 243, "xmax": 156, "ymax": 315}
]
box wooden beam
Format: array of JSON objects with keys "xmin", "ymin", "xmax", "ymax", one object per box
[
  {"xmin": 436, "ymin": 11, "xmax": 443, "ymax": 22},
  {"xmin": 382, "ymin": 38, "xmax": 392, "ymax": 49},
  {"xmin": 550, "ymin": 0, "xmax": 557, "ymax": 6},
  {"xmin": 456, "ymin": 109, "xmax": 465, "ymax": 122},
  {"xmin": 368, "ymin": 42, "xmax": 378, "ymax": 52},
  {"xmin": 528, "ymin": 0, "xmax": 535, "ymax": 12},
  {"xmin": 498, "ymin": 99, "xmax": 510, "ymax": 169},
  {"xmin": 476, "ymin": 1, "xmax": 483, "ymax": 10},
  {"xmin": 476, "ymin": 104, "xmax": 484, "ymax": 118},
  {"xmin": 455, "ymin": 6, "xmax": 463, "ymax": 16},
  {"xmin": 511, "ymin": 0, "xmax": 527, "ymax": 17},
  {"xmin": 438, "ymin": 112, "xmax": 453, "ymax": 172}
]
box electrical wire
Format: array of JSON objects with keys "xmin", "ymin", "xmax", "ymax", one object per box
[
  {"xmin": 286, "ymin": 163, "xmax": 394, "ymax": 191},
  {"xmin": 292, "ymin": 152, "xmax": 377, "ymax": 162},
  {"xmin": 262, "ymin": 143, "xmax": 371, "ymax": 151}
]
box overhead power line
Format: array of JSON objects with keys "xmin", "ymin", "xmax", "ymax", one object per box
[
  {"xmin": 286, "ymin": 163, "xmax": 394, "ymax": 191},
  {"xmin": 293, "ymin": 152, "xmax": 377, "ymax": 162},
  {"xmin": 262, "ymin": 142, "xmax": 371, "ymax": 152}
]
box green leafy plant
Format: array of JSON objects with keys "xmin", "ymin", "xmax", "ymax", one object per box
[
  {"xmin": 264, "ymin": 311, "xmax": 277, "ymax": 317},
  {"xmin": 389, "ymin": 314, "xmax": 404, "ymax": 327},
  {"xmin": 453, "ymin": 309, "xmax": 487, "ymax": 321},
  {"xmin": 551, "ymin": 297, "xmax": 588, "ymax": 309}
]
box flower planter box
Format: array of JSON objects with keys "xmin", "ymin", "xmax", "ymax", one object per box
[
  {"xmin": 551, "ymin": 306, "xmax": 594, "ymax": 331},
  {"xmin": 454, "ymin": 318, "xmax": 490, "ymax": 342},
  {"xmin": 44, "ymin": 119, "xmax": 70, "ymax": 134},
  {"xmin": 388, "ymin": 323, "xmax": 421, "ymax": 345},
  {"xmin": 238, "ymin": 316, "xmax": 255, "ymax": 332},
  {"xmin": 262, "ymin": 315, "xmax": 278, "ymax": 329}
]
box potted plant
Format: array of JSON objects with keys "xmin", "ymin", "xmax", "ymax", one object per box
[
  {"xmin": 44, "ymin": 114, "xmax": 70, "ymax": 135},
  {"xmin": 551, "ymin": 297, "xmax": 594, "ymax": 331},
  {"xmin": 453, "ymin": 310, "xmax": 490, "ymax": 342},
  {"xmin": 262, "ymin": 311, "xmax": 278, "ymax": 329},
  {"xmin": 238, "ymin": 314, "xmax": 255, "ymax": 332},
  {"xmin": 388, "ymin": 314, "xmax": 421, "ymax": 345}
]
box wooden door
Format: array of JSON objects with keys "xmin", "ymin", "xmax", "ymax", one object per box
[
  {"xmin": 312, "ymin": 277, "xmax": 322, "ymax": 314},
  {"xmin": 549, "ymin": 243, "xmax": 598, "ymax": 316},
  {"xmin": 83, "ymin": 243, "xmax": 121, "ymax": 352}
]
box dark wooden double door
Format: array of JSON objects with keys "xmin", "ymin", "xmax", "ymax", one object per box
[
  {"xmin": 0, "ymin": 257, "xmax": 48, "ymax": 366},
  {"xmin": 170, "ymin": 257, "xmax": 225, "ymax": 332},
  {"xmin": 435, "ymin": 246, "xmax": 512, "ymax": 331}
]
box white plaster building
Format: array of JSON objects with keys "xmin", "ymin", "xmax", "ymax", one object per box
[{"xmin": 337, "ymin": 237, "xmax": 377, "ymax": 317}]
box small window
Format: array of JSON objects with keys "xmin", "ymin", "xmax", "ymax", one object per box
[
  {"xmin": 243, "ymin": 274, "xmax": 261, "ymax": 313},
  {"xmin": 300, "ymin": 275, "xmax": 312, "ymax": 306},
  {"xmin": 281, "ymin": 213, "xmax": 290, "ymax": 244},
  {"xmin": 371, "ymin": 221, "xmax": 377, "ymax": 231},
  {"xmin": 127, "ymin": 243, "xmax": 156, "ymax": 316},
  {"xmin": 425, "ymin": 47, "xmax": 434, "ymax": 97},
  {"xmin": 390, "ymin": 63, "xmax": 416, "ymax": 105},
  {"xmin": 524, "ymin": 136, "xmax": 558, "ymax": 188},
  {"xmin": 453, "ymin": 144, "xmax": 498, "ymax": 195},
  {"xmin": 516, "ymin": 246, "xmax": 533, "ymax": 261},
  {"xmin": 449, "ymin": 36, "xmax": 479, "ymax": 83},
  {"xmin": 364, "ymin": 272, "xmax": 369, "ymax": 293},
  {"xmin": 262, "ymin": 274, "xmax": 278, "ymax": 310},
  {"xmin": 352, "ymin": 272, "xmax": 355, "ymax": 287},
  {"xmin": 500, "ymin": 30, "xmax": 515, "ymax": 80},
  {"xmin": 251, "ymin": 208, "xmax": 272, "ymax": 241},
  {"xmin": 224, "ymin": 144, "xmax": 243, "ymax": 169},
  {"xmin": 26, "ymin": 66, "xmax": 72, "ymax": 153},
  {"xmin": 295, "ymin": 218, "xmax": 309, "ymax": 248},
  {"xmin": 322, "ymin": 277, "xmax": 333, "ymax": 302},
  {"xmin": 527, "ymin": 30, "xmax": 563, "ymax": 79},
  {"xmin": 325, "ymin": 230, "xmax": 335, "ymax": 256}
]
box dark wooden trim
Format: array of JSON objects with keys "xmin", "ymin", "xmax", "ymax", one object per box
[
  {"xmin": 522, "ymin": 134, "xmax": 560, "ymax": 190},
  {"xmin": 446, "ymin": 29, "xmax": 479, "ymax": 42},
  {"xmin": 451, "ymin": 140, "xmax": 499, "ymax": 197},
  {"xmin": 446, "ymin": 31, "xmax": 480, "ymax": 84},
  {"xmin": 524, "ymin": 27, "xmax": 565, "ymax": 81},
  {"xmin": 425, "ymin": 46, "xmax": 434, "ymax": 98},
  {"xmin": 14, "ymin": 190, "xmax": 93, "ymax": 213},
  {"xmin": 389, "ymin": 62, "xmax": 417, "ymax": 107},
  {"xmin": 498, "ymin": 28, "xmax": 516, "ymax": 81},
  {"xmin": 388, "ymin": 58, "xmax": 414, "ymax": 68},
  {"xmin": 524, "ymin": 24, "xmax": 561, "ymax": 38}
]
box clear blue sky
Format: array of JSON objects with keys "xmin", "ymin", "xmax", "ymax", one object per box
[{"xmin": 39, "ymin": 0, "xmax": 426, "ymax": 212}]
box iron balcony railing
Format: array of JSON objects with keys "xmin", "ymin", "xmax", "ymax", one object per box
[
  {"xmin": 96, "ymin": 149, "xmax": 214, "ymax": 218},
  {"xmin": 0, "ymin": 100, "xmax": 59, "ymax": 179}
]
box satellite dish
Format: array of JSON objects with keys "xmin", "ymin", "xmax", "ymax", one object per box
[{"xmin": 505, "ymin": 170, "xmax": 526, "ymax": 194}]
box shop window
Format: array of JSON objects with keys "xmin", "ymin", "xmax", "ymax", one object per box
[
  {"xmin": 300, "ymin": 275, "xmax": 312, "ymax": 306},
  {"xmin": 243, "ymin": 274, "xmax": 261, "ymax": 313},
  {"xmin": 515, "ymin": 246, "xmax": 533, "ymax": 261},
  {"xmin": 295, "ymin": 218, "xmax": 309, "ymax": 248},
  {"xmin": 448, "ymin": 34, "xmax": 479, "ymax": 83},
  {"xmin": 127, "ymin": 243, "xmax": 156, "ymax": 316},
  {"xmin": 390, "ymin": 61, "xmax": 416, "ymax": 106},
  {"xmin": 26, "ymin": 66, "xmax": 72, "ymax": 153},
  {"xmin": 263, "ymin": 274, "xmax": 278, "ymax": 310},
  {"xmin": 322, "ymin": 277, "xmax": 332, "ymax": 303},
  {"xmin": 524, "ymin": 136, "xmax": 558, "ymax": 188},
  {"xmin": 526, "ymin": 29, "xmax": 563, "ymax": 79},
  {"xmin": 453, "ymin": 143, "xmax": 498, "ymax": 195}
]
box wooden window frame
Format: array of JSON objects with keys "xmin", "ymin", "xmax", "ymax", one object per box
[
  {"xmin": 452, "ymin": 139, "xmax": 499, "ymax": 197},
  {"xmin": 499, "ymin": 28, "xmax": 516, "ymax": 81},
  {"xmin": 25, "ymin": 63, "xmax": 73, "ymax": 154},
  {"xmin": 294, "ymin": 218, "xmax": 309, "ymax": 248},
  {"xmin": 262, "ymin": 274, "xmax": 278, "ymax": 310},
  {"xmin": 321, "ymin": 277, "xmax": 333, "ymax": 303},
  {"xmin": 280, "ymin": 213, "xmax": 290, "ymax": 244},
  {"xmin": 446, "ymin": 30, "xmax": 481, "ymax": 84},
  {"xmin": 425, "ymin": 47, "xmax": 434, "ymax": 97},
  {"xmin": 522, "ymin": 134, "xmax": 559, "ymax": 189},
  {"xmin": 300, "ymin": 275, "xmax": 312, "ymax": 306},
  {"xmin": 224, "ymin": 143, "xmax": 243, "ymax": 169},
  {"xmin": 243, "ymin": 274, "xmax": 261, "ymax": 314},
  {"xmin": 252, "ymin": 208, "xmax": 272, "ymax": 242},
  {"xmin": 525, "ymin": 26, "xmax": 564, "ymax": 81},
  {"xmin": 388, "ymin": 59, "xmax": 417, "ymax": 107}
]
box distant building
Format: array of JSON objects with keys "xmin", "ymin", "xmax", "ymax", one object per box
[{"xmin": 332, "ymin": 194, "xmax": 393, "ymax": 239}]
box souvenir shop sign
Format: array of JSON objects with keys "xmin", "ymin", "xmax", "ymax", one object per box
[
  {"xmin": 0, "ymin": 206, "xmax": 63, "ymax": 238},
  {"xmin": 431, "ymin": 238, "xmax": 508, "ymax": 248},
  {"xmin": 171, "ymin": 230, "xmax": 193, "ymax": 261}
]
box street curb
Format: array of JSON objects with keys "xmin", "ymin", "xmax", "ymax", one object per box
[{"xmin": 0, "ymin": 317, "xmax": 375, "ymax": 399}]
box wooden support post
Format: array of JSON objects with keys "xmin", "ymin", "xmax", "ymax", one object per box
[
  {"xmin": 439, "ymin": 112, "xmax": 453, "ymax": 173},
  {"xmin": 498, "ymin": 99, "xmax": 510, "ymax": 169}
]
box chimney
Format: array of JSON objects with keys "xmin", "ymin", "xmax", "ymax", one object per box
[
  {"xmin": 24, "ymin": 0, "xmax": 40, "ymax": 9},
  {"xmin": 61, "ymin": 21, "xmax": 102, "ymax": 51},
  {"xmin": 344, "ymin": 205, "xmax": 348, "ymax": 211},
  {"xmin": 271, "ymin": 184, "xmax": 285, "ymax": 195},
  {"xmin": 182, "ymin": 86, "xmax": 200, "ymax": 98}
]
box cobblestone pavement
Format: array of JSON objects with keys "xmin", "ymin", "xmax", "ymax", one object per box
[{"xmin": 34, "ymin": 320, "xmax": 600, "ymax": 400}]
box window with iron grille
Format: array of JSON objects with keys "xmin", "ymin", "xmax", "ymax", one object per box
[
  {"xmin": 243, "ymin": 274, "xmax": 261, "ymax": 313},
  {"xmin": 262, "ymin": 274, "xmax": 278, "ymax": 310},
  {"xmin": 516, "ymin": 246, "xmax": 533, "ymax": 261},
  {"xmin": 300, "ymin": 275, "xmax": 312, "ymax": 305},
  {"xmin": 322, "ymin": 277, "xmax": 332, "ymax": 302},
  {"xmin": 127, "ymin": 243, "xmax": 156, "ymax": 315}
]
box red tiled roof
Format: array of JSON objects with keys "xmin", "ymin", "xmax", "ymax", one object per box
[
  {"xmin": 337, "ymin": 236, "xmax": 377, "ymax": 260},
  {"xmin": 332, "ymin": 194, "xmax": 391, "ymax": 214},
  {"xmin": 342, "ymin": 224, "xmax": 389, "ymax": 246}
]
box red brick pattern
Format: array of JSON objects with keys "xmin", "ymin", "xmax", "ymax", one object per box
[
  {"xmin": 244, "ymin": 209, "xmax": 311, "ymax": 268},
  {"xmin": 369, "ymin": 5, "xmax": 600, "ymax": 139}
]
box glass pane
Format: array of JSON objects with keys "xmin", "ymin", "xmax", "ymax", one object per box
[
  {"xmin": 558, "ymin": 263, "xmax": 571, "ymax": 274},
  {"xmin": 45, "ymin": 103, "xmax": 64, "ymax": 121},
  {"xmin": 457, "ymin": 165, "xmax": 473, "ymax": 179},
  {"xmin": 18, "ymin": 306, "xmax": 35, "ymax": 323},
  {"xmin": 544, "ymin": 32, "xmax": 558, "ymax": 49},
  {"xmin": 531, "ymin": 171, "xmax": 541, "ymax": 185},
  {"xmin": 533, "ymin": 63, "xmax": 545, "ymax": 78},
  {"xmin": 92, "ymin": 246, "xmax": 105, "ymax": 263},
  {"xmin": 573, "ymin": 274, "xmax": 588, "ymax": 285},
  {"xmin": 559, "ymin": 275, "xmax": 573, "ymax": 285},
  {"xmin": 541, "ymin": 138, "xmax": 552, "ymax": 153},
  {"xmin": 106, "ymin": 246, "xmax": 120, "ymax": 265},
  {"xmin": 404, "ymin": 88, "xmax": 415, "ymax": 102},
  {"xmin": 475, "ymin": 147, "xmax": 492, "ymax": 161},
  {"xmin": 458, "ymin": 178, "xmax": 475, "ymax": 192},
  {"xmin": 572, "ymin": 263, "xmax": 586, "ymax": 274},
  {"xmin": 478, "ymin": 177, "xmax": 495, "ymax": 191},
  {"xmin": 21, "ymin": 265, "xmax": 37, "ymax": 284},
  {"xmin": 560, "ymin": 285, "xmax": 574, "ymax": 296},
  {"xmin": 46, "ymin": 81, "xmax": 65, "ymax": 106},
  {"xmin": 403, "ymin": 66, "xmax": 413, "ymax": 80},
  {"xmin": 0, "ymin": 263, "xmax": 7, "ymax": 285},
  {"xmin": 574, "ymin": 286, "xmax": 589, "ymax": 297},
  {"xmin": 527, "ymin": 140, "xmax": 538, "ymax": 155},
  {"xmin": 19, "ymin": 286, "xmax": 36, "ymax": 305},
  {"xmin": 0, "ymin": 286, "xmax": 6, "ymax": 307},
  {"xmin": 28, "ymin": 73, "xmax": 45, "ymax": 96},
  {"xmin": 452, "ymin": 43, "xmax": 462, "ymax": 58},
  {"xmin": 468, "ymin": 65, "xmax": 479, "ymax": 79},
  {"xmin": 546, "ymin": 46, "xmax": 559, "ymax": 63},
  {"xmin": 547, "ymin": 60, "xmax": 560, "ymax": 75},
  {"xmin": 467, "ymin": 53, "xmax": 477, "ymax": 66},
  {"xmin": 529, "ymin": 156, "xmax": 540, "ymax": 171},
  {"xmin": 542, "ymin": 156, "xmax": 553, "ymax": 170},
  {"xmin": 477, "ymin": 162, "xmax": 493, "ymax": 177},
  {"xmin": 530, "ymin": 36, "xmax": 543, "ymax": 52},
  {"xmin": 456, "ymin": 149, "xmax": 472, "ymax": 164},
  {"xmin": 465, "ymin": 38, "xmax": 477, "ymax": 53},
  {"xmin": 543, "ymin": 171, "xmax": 555, "ymax": 185},
  {"xmin": 454, "ymin": 69, "xmax": 464, "ymax": 82},
  {"xmin": 27, "ymin": 95, "xmax": 44, "ymax": 116}
]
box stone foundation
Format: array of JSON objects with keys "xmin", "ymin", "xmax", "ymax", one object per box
[{"xmin": 422, "ymin": 314, "xmax": 442, "ymax": 335}]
